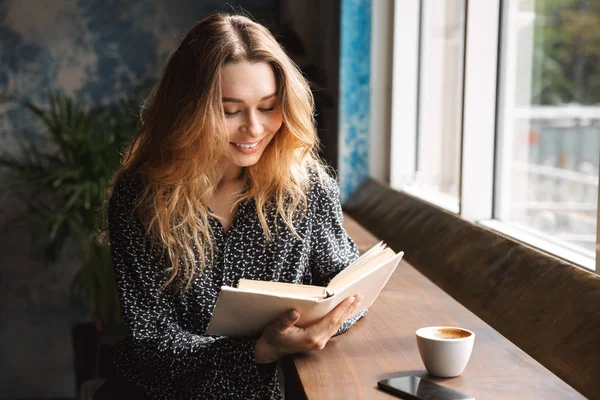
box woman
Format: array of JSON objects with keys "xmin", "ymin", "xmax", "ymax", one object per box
[{"xmin": 96, "ymin": 13, "xmax": 364, "ymax": 400}]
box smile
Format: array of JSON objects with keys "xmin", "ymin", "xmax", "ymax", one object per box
[{"xmin": 233, "ymin": 141, "xmax": 261, "ymax": 149}]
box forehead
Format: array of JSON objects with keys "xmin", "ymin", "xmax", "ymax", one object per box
[{"xmin": 220, "ymin": 61, "xmax": 277, "ymax": 100}]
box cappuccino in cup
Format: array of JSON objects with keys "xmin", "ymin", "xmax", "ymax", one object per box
[
  {"xmin": 428, "ymin": 327, "xmax": 472, "ymax": 339},
  {"xmin": 416, "ymin": 326, "xmax": 475, "ymax": 378}
]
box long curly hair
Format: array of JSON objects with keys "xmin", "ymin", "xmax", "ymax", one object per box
[{"xmin": 103, "ymin": 13, "xmax": 328, "ymax": 291}]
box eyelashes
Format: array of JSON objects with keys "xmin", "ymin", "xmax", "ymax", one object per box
[{"xmin": 224, "ymin": 107, "xmax": 276, "ymax": 117}]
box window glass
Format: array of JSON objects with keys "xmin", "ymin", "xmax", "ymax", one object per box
[
  {"xmin": 414, "ymin": 0, "xmax": 466, "ymax": 201},
  {"xmin": 496, "ymin": 0, "xmax": 600, "ymax": 259}
]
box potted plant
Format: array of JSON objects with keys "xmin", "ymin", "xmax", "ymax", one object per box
[{"xmin": 0, "ymin": 86, "xmax": 149, "ymax": 391}]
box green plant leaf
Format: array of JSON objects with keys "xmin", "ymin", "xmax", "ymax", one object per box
[{"xmin": 0, "ymin": 85, "xmax": 152, "ymax": 327}]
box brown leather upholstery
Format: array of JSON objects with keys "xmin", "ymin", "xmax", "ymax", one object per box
[{"xmin": 343, "ymin": 178, "xmax": 600, "ymax": 400}]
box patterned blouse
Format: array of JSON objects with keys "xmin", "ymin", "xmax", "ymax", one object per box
[{"xmin": 107, "ymin": 170, "xmax": 363, "ymax": 400}]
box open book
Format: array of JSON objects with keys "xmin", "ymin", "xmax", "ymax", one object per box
[{"xmin": 205, "ymin": 242, "xmax": 404, "ymax": 338}]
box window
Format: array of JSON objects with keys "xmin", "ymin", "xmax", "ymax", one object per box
[
  {"xmin": 413, "ymin": 0, "xmax": 466, "ymax": 203},
  {"xmin": 496, "ymin": 0, "xmax": 600, "ymax": 262},
  {"xmin": 390, "ymin": 0, "xmax": 599, "ymax": 271}
]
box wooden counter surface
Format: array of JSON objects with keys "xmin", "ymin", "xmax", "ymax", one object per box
[{"xmin": 280, "ymin": 216, "xmax": 584, "ymax": 399}]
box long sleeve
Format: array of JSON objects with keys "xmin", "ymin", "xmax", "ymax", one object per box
[
  {"xmin": 308, "ymin": 174, "xmax": 366, "ymax": 335},
  {"xmin": 107, "ymin": 177, "xmax": 277, "ymax": 399}
]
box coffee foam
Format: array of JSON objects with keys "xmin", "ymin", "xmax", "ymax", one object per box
[
  {"xmin": 433, "ymin": 328, "xmax": 471, "ymax": 339},
  {"xmin": 417, "ymin": 326, "xmax": 473, "ymax": 340}
]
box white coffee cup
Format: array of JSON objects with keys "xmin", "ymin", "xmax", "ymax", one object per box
[{"xmin": 416, "ymin": 326, "xmax": 475, "ymax": 378}]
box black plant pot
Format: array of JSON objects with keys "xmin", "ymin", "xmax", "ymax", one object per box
[
  {"xmin": 71, "ymin": 322, "xmax": 127, "ymax": 396},
  {"xmin": 71, "ymin": 322, "xmax": 99, "ymax": 396}
]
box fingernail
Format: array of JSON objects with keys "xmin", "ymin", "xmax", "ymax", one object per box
[
  {"xmin": 288, "ymin": 310, "xmax": 298, "ymax": 319},
  {"xmin": 350, "ymin": 296, "xmax": 356, "ymax": 304}
]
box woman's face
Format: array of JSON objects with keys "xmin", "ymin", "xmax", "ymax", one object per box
[{"xmin": 220, "ymin": 61, "xmax": 283, "ymax": 177}]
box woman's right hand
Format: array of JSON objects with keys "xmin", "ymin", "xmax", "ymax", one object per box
[{"xmin": 254, "ymin": 294, "xmax": 363, "ymax": 364}]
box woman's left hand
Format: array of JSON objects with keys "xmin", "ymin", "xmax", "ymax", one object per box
[{"xmin": 254, "ymin": 293, "xmax": 364, "ymax": 364}]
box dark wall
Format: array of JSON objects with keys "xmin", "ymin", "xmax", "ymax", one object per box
[{"xmin": 279, "ymin": 1, "xmax": 342, "ymax": 170}]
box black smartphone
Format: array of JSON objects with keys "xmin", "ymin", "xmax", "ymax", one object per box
[{"xmin": 377, "ymin": 376, "xmax": 475, "ymax": 400}]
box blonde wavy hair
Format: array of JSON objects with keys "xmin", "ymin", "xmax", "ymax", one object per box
[{"xmin": 104, "ymin": 13, "xmax": 328, "ymax": 291}]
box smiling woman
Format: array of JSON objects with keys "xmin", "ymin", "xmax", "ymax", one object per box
[
  {"xmin": 95, "ymin": 13, "xmax": 364, "ymax": 400},
  {"xmin": 221, "ymin": 62, "xmax": 283, "ymax": 175}
]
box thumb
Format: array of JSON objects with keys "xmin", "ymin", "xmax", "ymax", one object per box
[{"xmin": 278, "ymin": 309, "xmax": 300, "ymax": 330}]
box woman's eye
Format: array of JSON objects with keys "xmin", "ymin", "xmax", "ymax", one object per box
[
  {"xmin": 259, "ymin": 106, "xmax": 276, "ymax": 113},
  {"xmin": 224, "ymin": 110, "xmax": 241, "ymax": 117}
]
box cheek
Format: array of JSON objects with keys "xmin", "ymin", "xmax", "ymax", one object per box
[
  {"xmin": 224, "ymin": 119, "xmax": 238, "ymax": 138},
  {"xmin": 268, "ymin": 112, "xmax": 283, "ymax": 132}
]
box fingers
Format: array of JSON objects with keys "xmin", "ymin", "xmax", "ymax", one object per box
[
  {"xmin": 312, "ymin": 294, "xmax": 362, "ymax": 337},
  {"xmin": 330, "ymin": 294, "xmax": 363, "ymax": 327},
  {"xmin": 333, "ymin": 296, "xmax": 361, "ymax": 329},
  {"xmin": 330, "ymin": 296, "xmax": 355, "ymax": 326},
  {"xmin": 340, "ymin": 294, "xmax": 363, "ymax": 324},
  {"xmin": 265, "ymin": 296, "xmax": 364, "ymax": 355}
]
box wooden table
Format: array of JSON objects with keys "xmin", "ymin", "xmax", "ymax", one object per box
[{"xmin": 281, "ymin": 217, "xmax": 585, "ymax": 399}]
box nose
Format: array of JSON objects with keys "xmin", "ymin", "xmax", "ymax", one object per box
[{"xmin": 241, "ymin": 110, "xmax": 264, "ymax": 136}]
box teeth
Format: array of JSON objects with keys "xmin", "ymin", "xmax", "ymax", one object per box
[{"xmin": 234, "ymin": 141, "xmax": 259, "ymax": 149}]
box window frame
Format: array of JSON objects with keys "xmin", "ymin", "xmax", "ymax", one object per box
[{"xmin": 389, "ymin": 0, "xmax": 419, "ymax": 191}]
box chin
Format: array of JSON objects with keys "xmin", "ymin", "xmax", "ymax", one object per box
[
  {"xmin": 238, "ymin": 160, "xmax": 260, "ymax": 168},
  {"xmin": 230, "ymin": 154, "xmax": 262, "ymax": 168}
]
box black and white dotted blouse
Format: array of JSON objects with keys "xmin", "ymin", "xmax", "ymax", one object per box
[{"xmin": 107, "ymin": 170, "xmax": 364, "ymax": 400}]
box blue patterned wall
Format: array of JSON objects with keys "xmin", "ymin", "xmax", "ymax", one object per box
[
  {"xmin": 0, "ymin": 0, "xmax": 276, "ymax": 140},
  {"xmin": 0, "ymin": 1, "xmax": 275, "ymax": 397},
  {"xmin": 338, "ymin": 0, "xmax": 371, "ymax": 201}
]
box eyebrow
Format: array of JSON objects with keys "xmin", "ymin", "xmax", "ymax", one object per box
[{"xmin": 222, "ymin": 92, "xmax": 277, "ymax": 103}]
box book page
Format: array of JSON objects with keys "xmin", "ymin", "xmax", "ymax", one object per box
[
  {"xmin": 325, "ymin": 242, "xmax": 388, "ymax": 290},
  {"xmin": 319, "ymin": 251, "xmax": 404, "ymax": 319},
  {"xmin": 238, "ymin": 279, "xmax": 327, "ymax": 298},
  {"xmin": 326, "ymin": 248, "xmax": 397, "ymax": 295},
  {"xmin": 339, "ymin": 241, "xmax": 386, "ymax": 276},
  {"xmin": 236, "ymin": 242, "xmax": 386, "ymax": 300},
  {"xmin": 348, "ymin": 241, "xmax": 385, "ymax": 269}
]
